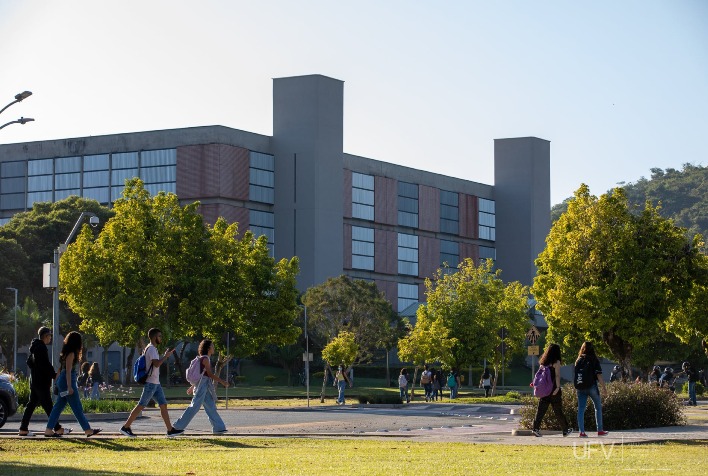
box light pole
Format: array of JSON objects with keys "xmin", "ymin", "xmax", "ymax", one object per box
[
  {"xmin": 300, "ymin": 304, "xmax": 310, "ymax": 408},
  {"xmin": 6, "ymin": 288, "xmax": 18, "ymax": 374},
  {"xmin": 46, "ymin": 212, "xmax": 99, "ymax": 366},
  {"xmin": 0, "ymin": 117, "xmax": 34, "ymax": 131},
  {"xmin": 0, "ymin": 91, "xmax": 34, "ymax": 132}
]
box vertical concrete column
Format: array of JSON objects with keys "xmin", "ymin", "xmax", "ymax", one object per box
[
  {"xmin": 272, "ymin": 75, "xmax": 344, "ymax": 290},
  {"xmin": 493, "ymin": 137, "xmax": 551, "ymax": 286}
]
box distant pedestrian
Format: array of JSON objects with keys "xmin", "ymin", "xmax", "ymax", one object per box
[
  {"xmin": 574, "ymin": 341, "xmax": 608, "ymax": 437},
  {"xmin": 78, "ymin": 362, "xmax": 91, "ymax": 398},
  {"xmin": 44, "ymin": 331, "xmax": 101, "ymax": 437},
  {"xmin": 531, "ymin": 344, "xmax": 572, "ymax": 437},
  {"xmin": 649, "ymin": 365, "xmax": 661, "ymax": 386},
  {"xmin": 119, "ymin": 328, "xmax": 181, "ymax": 437},
  {"xmin": 334, "ymin": 365, "xmax": 351, "ymax": 405},
  {"xmin": 171, "ymin": 339, "xmax": 229, "ymax": 434},
  {"xmin": 399, "ymin": 368, "xmax": 410, "ymax": 403},
  {"xmin": 609, "ymin": 365, "xmax": 622, "ymax": 383},
  {"xmin": 19, "ymin": 327, "xmax": 69, "ymax": 437},
  {"xmin": 431, "ymin": 367, "xmax": 441, "ymax": 401},
  {"xmin": 675, "ymin": 362, "xmax": 698, "ymax": 406},
  {"xmin": 447, "ymin": 368, "xmax": 460, "ymax": 399},
  {"xmin": 479, "ymin": 367, "xmax": 493, "ymax": 397},
  {"xmin": 659, "ymin": 367, "xmax": 675, "ymax": 391},
  {"xmin": 420, "ymin": 365, "xmax": 433, "ymax": 402},
  {"xmin": 89, "ymin": 362, "xmax": 104, "ymax": 400}
]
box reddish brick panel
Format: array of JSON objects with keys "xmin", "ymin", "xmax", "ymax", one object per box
[
  {"xmin": 375, "ymin": 279, "xmax": 398, "ymax": 311},
  {"xmin": 177, "ymin": 145, "xmax": 220, "ymax": 199},
  {"xmin": 220, "ymin": 144, "xmax": 250, "ymax": 201},
  {"xmin": 374, "ymin": 176, "xmax": 397, "ymax": 225},
  {"xmin": 418, "ymin": 185, "xmax": 440, "ymax": 232},
  {"xmin": 343, "ymin": 224, "xmax": 352, "ymax": 269},
  {"xmin": 418, "ymin": 282, "xmax": 427, "ymax": 305},
  {"xmin": 459, "ymin": 193, "xmax": 478, "ymax": 238},
  {"xmin": 418, "ymin": 236, "xmax": 440, "ymax": 280},
  {"xmin": 375, "ymin": 229, "xmax": 397, "ymax": 275},
  {"xmin": 199, "ymin": 204, "xmax": 249, "ymax": 228},
  {"xmin": 343, "ymin": 169, "xmax": 352, "ymax": 219},
  {"xmin": 459, "ymin": 242, "xmax": 480, "ymax": 265}
]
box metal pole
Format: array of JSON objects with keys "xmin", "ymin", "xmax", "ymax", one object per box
[
  {"xmin": 225, "ymin": 332, "xmax": 229, "ymax": 409},
  {"xmin": 6, "ymin": 288, "xmax": 18, "ymax": 374},
  {"xmin": 305, "ymin": 305, "xmax": 309, "ymax": 408},
  {"xmin": 52, "ymin": 248, "xmax": 60, "ymax": 367}
]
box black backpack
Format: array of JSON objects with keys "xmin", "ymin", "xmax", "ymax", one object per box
[{"xmin": 574, "ymin": 357, "xmax": 595, "ymax": 389}]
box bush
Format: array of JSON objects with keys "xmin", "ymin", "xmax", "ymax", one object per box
[
  {"xmin": 12, "ymin": 376, "xmax": 30, "ymax": 406},
  {"xmin": 263, "ymin": 375, "xmax": 278, "ymax": 385},
  {"xmin": 505, "ymin": 391, "xmax": 522, "ymax": 400},
  {"xmin": 676, "ymin": 382, "xmax": 704, "ymax": 397},
  {"xmin": 519, "ymin": 382, "xmax": 686, "ymax": 431},
  {"xmin": 356, "ymin": 394, "xmax": 403, "ymax": 404},
  {"xmin": 312, "ymin": 371, "xmax": 325, "ymax": 380}
]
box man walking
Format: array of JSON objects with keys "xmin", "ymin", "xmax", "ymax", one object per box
[
  {"xmin": 18, "ymin": 327, "xmax": 69, "ymax": 436},
  {"xmin": 119, "ymin": 328, "xmax": 183, "ymax": 437}
]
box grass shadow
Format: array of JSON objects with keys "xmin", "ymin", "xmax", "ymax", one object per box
[{"xmin": 0, "ymin": 462, "xmax": 123, "ymax": 476}]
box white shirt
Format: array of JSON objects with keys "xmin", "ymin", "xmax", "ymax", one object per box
[{"xmin": 145, "ymin": 344, "xmax": 161, "ymax": 385}]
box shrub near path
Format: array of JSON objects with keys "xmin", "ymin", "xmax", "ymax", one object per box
[{"xmin": 520, "ymin": 382, "xmax": 686, "ymax": 431}]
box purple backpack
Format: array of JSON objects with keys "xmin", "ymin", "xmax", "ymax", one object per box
[{"xmin": 532, "ymin": 365, "xmax": 553, "ymax": 398}]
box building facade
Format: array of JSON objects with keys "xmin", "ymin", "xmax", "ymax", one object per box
[{"xmin": 0, "ymin": 74, "xmax": 550, "ymax": 312}]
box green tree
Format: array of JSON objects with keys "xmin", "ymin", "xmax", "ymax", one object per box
[
  {"xmin": 320, "ymin": 330, "xmax": 358, "ymax": 402},
  {"xmin": 302, "ymin": 276, "xmax": 402, "ymax": 364},
  {"xmin": 0, "ymin": 237, "xmax": 29, "ymax": 317},
  {"xmin": 0, "ymin": 297, "xmax": 49, "ymax": 371},
  {"xmin": 400, "ymin": 259, "xmax": 529, "ymax": 376},
  {"xmin": 533, "ymin": 184, "xmax": 705, "ymax": 372}
]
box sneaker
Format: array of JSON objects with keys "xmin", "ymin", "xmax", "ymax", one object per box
[
  {"xmin": 212, "ymin": 429, "xmax": 228, "ymax": 435},
  {"xmin": 563, "ymin": 428, "xmax": 574, "ymax": 437},
  {"xmin": 120, "ymin": 426, "xmax": 136, "ymax": 438},
  {"xmin": 531, "ymin": 428, "xmax": 541, "ymax": 437},
  {"xmin": 597, "ymin": 430, "xmax": 609, "ymax": 436},
  {"xmin": 166, "ymin": 428, "xmax": 184, "ymax": 438},
  {"xmin": 578, "ymin": 432, "xmax": 588, "ymax": 438}
]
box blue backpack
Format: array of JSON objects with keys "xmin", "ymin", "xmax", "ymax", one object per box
[
  {"xmin": 133, "ymin": 352, "xmax": 153, "ymax": 384},
  {"xmin": 532, "ymin": 365, "xmax": 553, "ymax": 398}
]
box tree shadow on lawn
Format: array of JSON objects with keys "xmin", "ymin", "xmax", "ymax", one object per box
[{"xmin": 0, "ymin": 462, "xmax": 118, "ymax": 476}]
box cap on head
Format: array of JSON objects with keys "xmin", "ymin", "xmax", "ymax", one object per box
[
  {"xmin": 38, "ymin": 326, "xmax": 52, "ymax": 338},
  {"xmin": 682, "ymin": 362, "xmax": 690, "ymax": 370}
]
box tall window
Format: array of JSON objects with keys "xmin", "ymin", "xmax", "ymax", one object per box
[
  {"xmin": 398, "ymin": 181, "xmax": 418, "ymax": 228},
  {"xmin": 398, "ymin": 232, "xmax": 418, "ymax": 276},
  {"xmin": 83, "ymin": 154, "xmax": 110, "ymax": 204},
  {"xmin": 0, "ymin": 160, "xmax": 26, "ymax": 210},
  {"xmin": 479, "ymin": 245, "xmax": 496, "ymax": 261},
  {"xmin": 111, "ymin": 152, "xmax": 139, "ymax": 201},
  {"xmin": 440, "ymin": 239, "xmax": 459, "ymax": 268},
  {"xmin": 54, "ymin": 156, "xmax": 81, "ymax": 202},
  {"xmin": 398, "ymin": 283, "xmax": 418, "ymax": 313},
  {"xmin": 478, "ymin": 198, "xmax": 496, "ymax": 240},
  {"xmin": 249, "ymin": 152, "xmax": 274, "ymax": 204},
  {"xmin": 250, "ymin": 209, "xmax": 275, "ymax": 254},
  {"xmin": 352, "ymin": 172, "xmax": 374, "ymax": 220},
  {"xmin": 140, "ymin": 149, "xmax": 176, "ymax": 196},
  {"xmin": 440, "ymin": 190, "xmax": 459, "ymax": 234},
  {"xmin": 351, "ymin": 226, "xmax": 374, "ymax": 270},
  {"xmin": 27, "ymin": 158, "xmax": 53, "ymax": 208}
]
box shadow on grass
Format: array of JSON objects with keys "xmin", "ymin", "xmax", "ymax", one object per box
[{"xmin": 0, "ymin": 463, "xmax": 119, "ymax": 476}]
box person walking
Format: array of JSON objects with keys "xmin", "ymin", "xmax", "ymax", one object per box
[
  {"xmin": 399, "ymin": 368, "xmax": 410, "ymax": 403},
  {"xmin": 675, "ymin": 361, "xmax": 699, "ymax": 406},
  {"xmin": 479, "ymin": 367, "xmax": 493, "ymax": 398},
  {"xmin": 574, "ymin": 341, "xmax": 608, "ymax": 437},
  {"xmin": 531, "ymin": 343, "xmax": 572, "ymax": 437},
  {"xmin": 334, "ymin": 365, "xmax": 351, "ymax": 405},
  {"xmin": 89, "ymin": 362, "xmax": 104, "ymax": 400},
  {"xmin": 448, "ymin": 367, "xmax": 460, "ymax": 399},
  {"xmin": 18, "ymin": 327, "xmax": 69, "ymax": 437},
  {"xmin": 420, "ymin": 364, "xmax": 433, "ymax": 402},
  {"xmin": 171, "ymin": 339, "xmax": 229, "ymax": 434},
  {"xmin": 43, "ymin": 331, "xmax": 101, "ymax": 437},
  {"xmin": 431, "ymin": 367, "xmax": 441, "ymax": 401},
  {"xmin": 78, "ymin": 362, "xmax": 91, "ymax": 398},
  {"xmin": 119, "ymin": 328, "xmax": 182, "ymax": 438}
]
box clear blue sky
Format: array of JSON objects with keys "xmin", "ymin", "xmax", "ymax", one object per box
[{"xmin": 1, "ymin": 1, "xmax": 706, "ymax": 205}]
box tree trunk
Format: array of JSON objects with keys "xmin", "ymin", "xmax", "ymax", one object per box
[
  {"xmin": 320, "ymin": 363, "xmax": 332, "ymax": 403},
  {"xmin": 410, "ymin": 366, "xmax": 419, "ymax": 401},
  {"xmin": 603, "ymin": 329, "xmax": 634, "ymax": 378}
]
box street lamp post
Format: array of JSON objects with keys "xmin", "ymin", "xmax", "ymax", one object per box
[
  {"xmin": 0, "ymin": 117, "xmax": 35, "ymax": 131},
  {"xmin": 46, "ymin": 212, "xmax": 99, "ymax": 366},
  {"xmin": 6, "ymin": 288, "xmax": 18, "ymax": 374},
  {"xmin": 0, "ymin": 91, "xmax": 34, "ymax": 132},
  {"xmin": 300, "ymin": 304, "xmax": 310, "ymax": 408}
]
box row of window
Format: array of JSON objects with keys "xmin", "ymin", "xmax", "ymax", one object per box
[{"xmin": 350, "ymin": 172, "xmax": 494, "ymax": 240}]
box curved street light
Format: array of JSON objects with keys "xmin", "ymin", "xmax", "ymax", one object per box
[
  {"xmin": 0, "ymin": 117, "xmax": 35, "ymax": 130},
  {"xmin": 0, "ymin": 90, "xmax": 32, "ymax": 116}
]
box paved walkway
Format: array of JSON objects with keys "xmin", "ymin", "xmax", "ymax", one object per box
[{"xmin": 4, "ymin": 401, "xmax": 707, "ymax": 446}]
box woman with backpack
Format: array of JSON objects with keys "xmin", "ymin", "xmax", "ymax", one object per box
[
  {"xmin": 575, "ymin": 341, "xmax": 608, "ymax": 437},
  {"xmin": 172, "ymin": 339, "xmax": 229, "ymax": 435},
  {"xmin": 531, "ymin": 343, "xmax": 572, "ymax": 437},
  {"xmin": 399, "ymin": 368, "xmax": 410, "ymax": 403}
]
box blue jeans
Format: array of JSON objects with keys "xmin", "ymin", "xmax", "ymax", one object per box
[
  {"xmin": 688, "ymin": 381, "xmax": 697, "ymax": 405},
  {"xmin": 91, "ymin": 382, "xmax": 100, "ymax": 400},
  {"xmin": 423, "ymin": 383, "xmax": 433, "ymax": 400},
  {"xmin": 450, "ymin": 384, "xmax": 458, "ymax": 399},
  {"xmin": 577, "ymin": 384, "xmax": 603, "ymax": 433},
  {"xmin": 399, "ymin": 386, "xmax": 409, "ymax": 402},
  {"xmin": 337, "ymin": 380, "xmax": 347, "ymax": 404},
  {"xmin": 47, "ymin": 370, "xmax": 91, "ymax": 431},
  {"xmin": 173, "ymin": 377, "xmax": 225, "ymax": 432}
]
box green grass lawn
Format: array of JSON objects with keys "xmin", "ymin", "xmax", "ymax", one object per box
[{"xmin": 0, "ymin": 438, "xmax": 705, "ymax": 475}]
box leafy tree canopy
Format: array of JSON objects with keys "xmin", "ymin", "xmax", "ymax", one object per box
[
  {"xmin": 321, "ymin": 331, "xmax": 358, "ymax": 368},
  {"xmin": 534, "ymin": 184, "xmax": 707, "ymax": 369}
]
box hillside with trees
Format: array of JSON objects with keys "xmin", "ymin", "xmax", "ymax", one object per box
[{"xmin": 551, "ymin": 163, "xmax": 708, "ymax": 240}]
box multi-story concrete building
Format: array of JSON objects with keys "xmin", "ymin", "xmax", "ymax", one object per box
[{"xmin": 0, "ymin": 74, "xmax": 550, "ymax": 312}]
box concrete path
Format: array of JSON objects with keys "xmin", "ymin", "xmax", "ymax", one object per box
[{"xmin": 3, "ymin": 401, "xmax": 707, "ymax": 446}]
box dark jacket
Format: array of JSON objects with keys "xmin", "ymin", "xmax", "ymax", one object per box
[{"xmin": 27, "ymin": 338, "xmax": 56, "ymax": 388}]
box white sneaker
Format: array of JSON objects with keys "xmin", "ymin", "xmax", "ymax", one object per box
[{"xmin": 531, "ymin": 428, "xmax": 542, "ymax": 437}]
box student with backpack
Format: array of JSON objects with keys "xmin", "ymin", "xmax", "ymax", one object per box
[
  {"xmin": 334, "ymin": 365, "xmax": 352, "ymax": 405},
  {"xmin": 171, "ymin": 339, "xmax": 229, "ymax": 434},
  {"xmin": 420, "ymin": 364, "xmax": 433, "ymax": 402},
  {"xmin": 574, "ymin": 341, "xmax": 608, "ymax": 437},
  {"xmin": 531, "ymin": 343, "xmax": 572, "ymax": 437},
  {"xmin": 399, "ymin": 368, "xmax": 410, "ymax": 403},
  {"xmin": 447, "ymin": 368, "xmax": 460, "ymax": 399},
  {"xmin": 18, "ymin": 327, "xmax": 69, "ymax": 437},
  {"xmin": 120, "ymin": 328, "xmax": 181, "ymax": 438}
]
